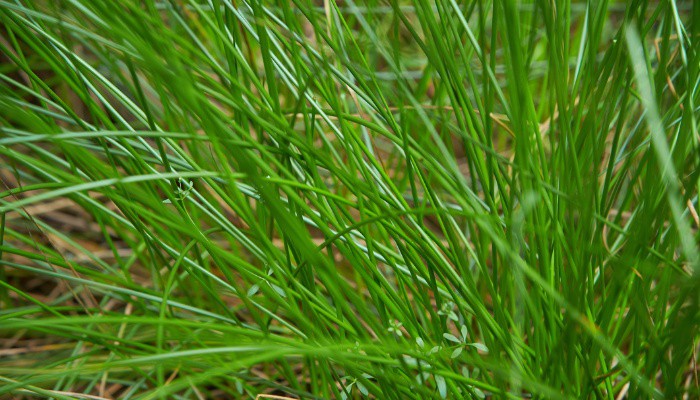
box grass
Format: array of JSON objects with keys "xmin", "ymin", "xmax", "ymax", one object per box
[{"xmin": 0, "ymin": 0, "xmax": 699, "ymax": 398}]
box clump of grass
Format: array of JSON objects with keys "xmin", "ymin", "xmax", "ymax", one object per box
[{"xmin": 1, "ymin": 1, "xmax": 699, "ymax": 399}]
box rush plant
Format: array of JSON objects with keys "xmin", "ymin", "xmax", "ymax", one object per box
[{"xmin": 1, "ymin": 1, "xmax": 698, "ymax": 398}]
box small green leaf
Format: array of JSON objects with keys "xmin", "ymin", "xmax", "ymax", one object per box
[
  {"xmin": 450, "ymin": 346, "xmax": 463, "ymax": 359},
  {"xmin": 435, "ymin": 375, "xmax": 447, "ymax": 398},
  {"xmin": 247, "ymin": 284, "xmax": 260, "ymax": 297},
  {"xmin": 443, "ymin": 333, "xmax": 461, "ymax": 343},
  {"xmin": 271, "ymin": 283, "xmax": 286, "ymax": 298},
  {"xmin": 341, "ymin": 381, "xmax": 354, "ymax": 400},
  {"xmin": 468, "ymin": 343, "xmax": 489, "ymax": 353},
  {"xmin": 357, "ymin": 381, "xmax": 368, "ymax": 396},
  {"xmin": 402, "ymin": 355, "xmax": 419, "ymax": 367}
]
